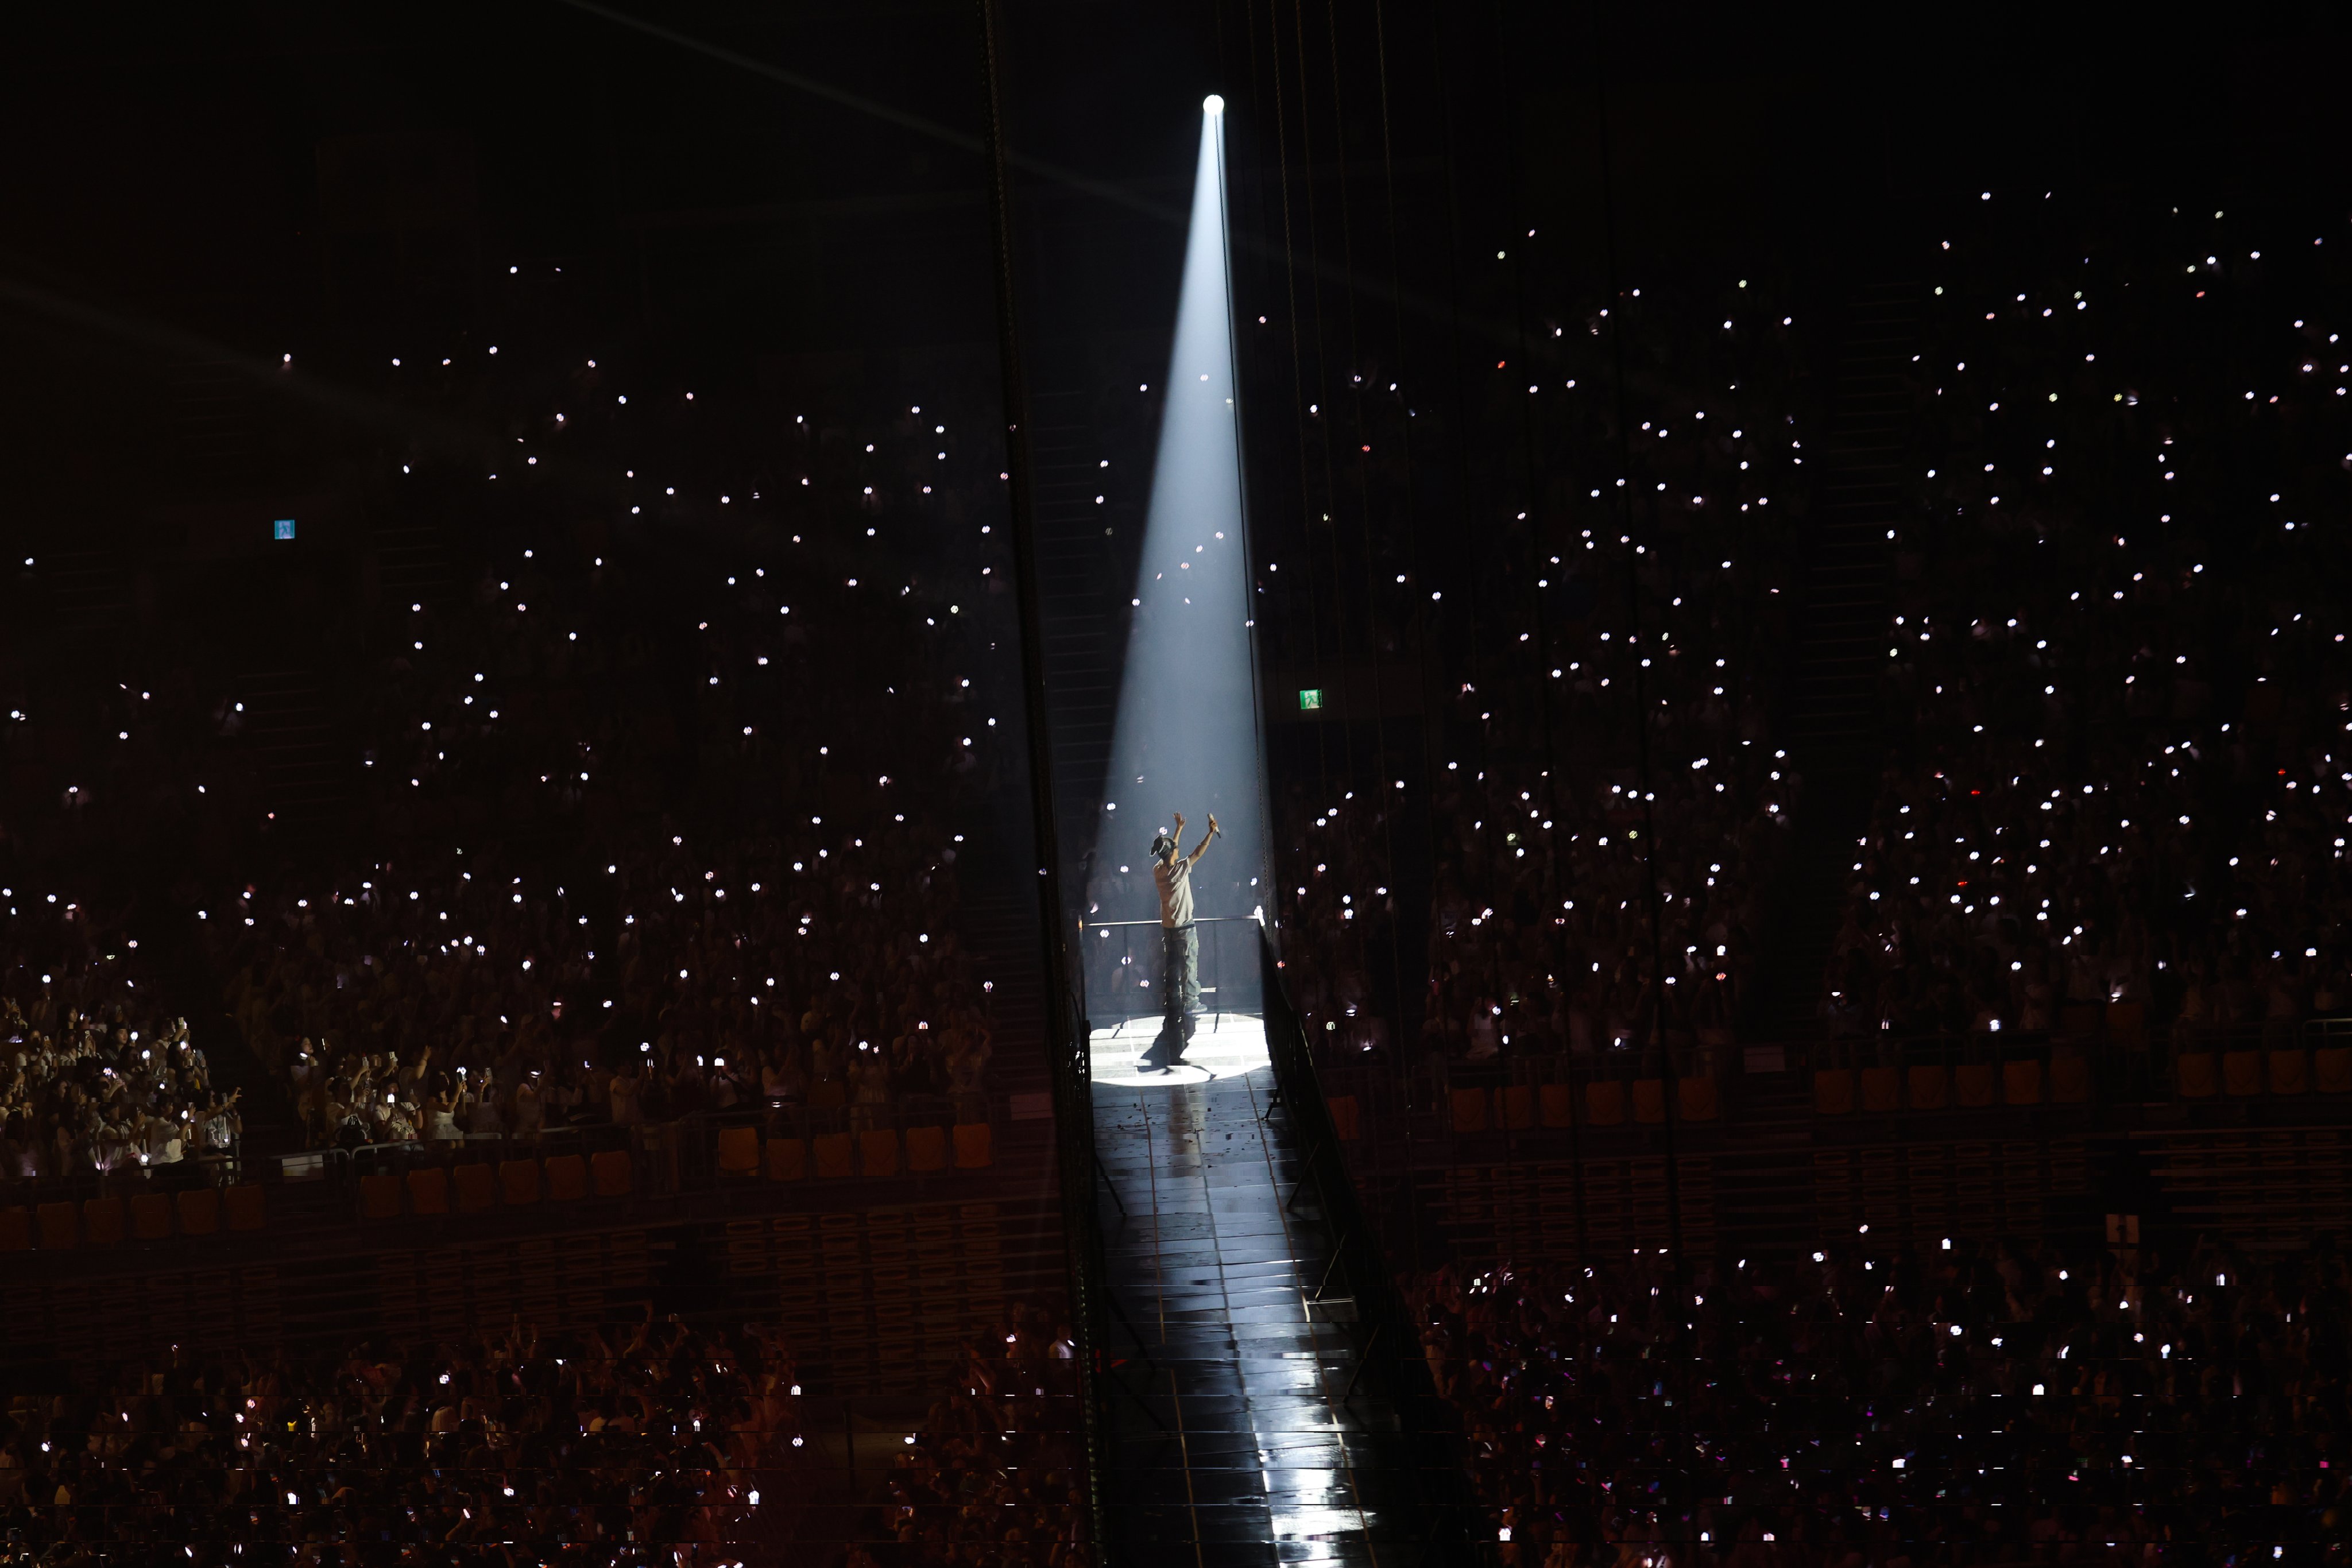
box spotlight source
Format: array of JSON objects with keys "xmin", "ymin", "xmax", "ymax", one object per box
[{"xmin": 1203, "ymin": 94, "xmax": 1225, "ymax": 115}]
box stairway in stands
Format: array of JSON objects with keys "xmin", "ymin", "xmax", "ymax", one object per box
[
  {"xmin": 1741, "ymin": 281, "xmax": 1924, "ymax": 1047},
  {"xmin": 237, "ymin": 669, "xmax": 354, "ymax": 829}
]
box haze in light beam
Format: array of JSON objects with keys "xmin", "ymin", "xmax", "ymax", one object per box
[{"xmin": 1094, "ymin": 100, "xmax": 1268, "ymax": 971}]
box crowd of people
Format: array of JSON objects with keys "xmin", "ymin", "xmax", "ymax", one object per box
[
  {"xmin": 0, "ymin": 1301, "xmax": 1086, "ymax": 1564},
  {"xmin": 1822, "ymin": 199, "xmax": 2352, "ymax": 1056},
  {"xmin": 1410, "ymin": 1237, "xmax": 2352, "ymax": 1564},
  {"xmin": 188, "ymin": 341, "xmax": 1024, "ymax": 1155},
  {"xmin": 1253, "ymin": 269, "xmax": 1815, "ymax": 1079},
  {"xmin": 0, "ymin": 901, "xmax": 239, "ymax": 1189}
]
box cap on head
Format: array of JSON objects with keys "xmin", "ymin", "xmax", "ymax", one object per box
[{"xmin": 1151, "ymin": 831, "xmax": 1177, "ymax": 862}]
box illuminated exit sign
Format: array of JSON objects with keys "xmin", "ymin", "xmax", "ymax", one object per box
[
  {"xmin": 273, "ymin": 519, "xmax": 296, "ymax": 541},
  {"xmin": 1297, "ymin": 688, "xmax": 1324, "ymax": 711}
]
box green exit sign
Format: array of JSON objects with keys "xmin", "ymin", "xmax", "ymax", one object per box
[{"xmin": 1298, "ymin": 688, "xmax": 1324, "ymax": 711}]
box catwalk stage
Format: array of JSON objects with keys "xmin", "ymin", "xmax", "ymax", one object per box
[{"xmin": 1087, "ymin": 1012, "xmax": 1428, "ymax": 1565}]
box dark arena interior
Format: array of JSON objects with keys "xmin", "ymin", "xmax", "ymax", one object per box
[{"xmin": 2, "ymin": 3, "xmax": 2350, "ymax": 1564}]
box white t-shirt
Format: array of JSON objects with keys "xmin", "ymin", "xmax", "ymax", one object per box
[{"xmin": 1153, "ymin": 855, "xmax": 1194, "ymax": 928}]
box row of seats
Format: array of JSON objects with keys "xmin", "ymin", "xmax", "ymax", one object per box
[
  {"xmin": 715, "ymin": 1122, "xmax": 993, "ymax": 1181},
  {"xmin": 359, "ymin": 1152, "xmax": 633, "ymax": 1219},
  {"xmin": 0, "ymin": 1185, "xmax": 266, "ymax": 1251},
  {"xmin": 2177, "ymin": 1047, "xmax": 2352, "ymax": 1100},
  {"xmin": 1329, "ymin": 1078, "xmax": 1723, "ymax": 1142},
  {"xmin": 357, "ymin": 1124, "xmax": 999, "ymax": 1220},
  {"xmin": 1814, "ymin": 1057, "xmax": 2093, "ymax": 1115}
]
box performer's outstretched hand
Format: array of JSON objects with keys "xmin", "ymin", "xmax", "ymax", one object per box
[{"xmin": 1206, "ymin": 813, "xmax": 1220, "ymax": 838}]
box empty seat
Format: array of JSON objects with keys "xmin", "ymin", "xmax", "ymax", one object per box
[
  {"xmin": 953, "ymin": 1122, "xmax": 993, "ymax": 1170},
  {"xmin": 1908, "ymin": 1065, "xmax": 1949, "ymax": 1111},
  {"xmin": 2002, "ymin": 1059, "xmax": 2042, "ymax": 1106},
  {"xmin": 813, "ymin": 1132, "xmax": 855, "ymax": 1180},
  {"xmin": 1812, "ymin": 1070, "xmax": 1854, "ymax": 1116},
  {"xmin": 717, "ymin": 1125, "xmax": 762, "ymax": 1178},
  {"xmin": 224, "ymin": 1184, "xmax": 266, "ymax": 1233},
  {"xmin": 1955, "ymin": 1064, "xmax": 1995, "ymax": 1107},
  {"xmin": 543, "ymin": 1153, "xmax": 588, "ymax": 1201},
  {"xmin": 1449, "ymin": 1087, "xmax": 1488, "ymax": 1134},
  {"xmin": 591, "ymin": 1149, "xmax": 632, "ymax": 1198},
  {"xmin": 2177, "ymin": 1052, "xmax": 2218, "ymax": 1098},
  {"xmin": 1631, "ymin": 1079, "xmax": 1665, "ymax": 1124},
  {"xmin": 767, "ymin": 1137, "xmax": 807, "ymax": 1181},
  {"xmin": 2106, "ymin": 1002, "xmax": 2146, "ymax": 1050},
  {"xmin": 498, "ymin": 1159, "xmax": 540, "ymax": 1206},
  {"xmin": 1538, "ymin": 1082, "xmax": 1575, "ymax": 1128},
  {"xmin": 406, "ymin": 1166, "xmax": 449, "ymax": 1216},
  {"xmin": 129, "ymin": 1191, "xmax": 172, "ymax": 1238},
  {"xmin": 1860, "ymin": 1067, "xmax": 1900, "ymax": 1114},
  {"xmin": 1499, "ymin": 1085, "xmax": 1535, "ymax": 1130},
  {"xmin": 358, "ymin": 1174, "xmax": 403, "ymax": 1221},
  {"xmin": 37, "ymin": 1201, "xmax": 76, "ymax": 1250},
  {"xmin": 1678, "ymin": 1076, "xmax": 1718, "ymax": 1122},
  {"xmin": 452, "ymin": 1164, "xmax": 496, "ymax": 1213},
  {"xmin": 82, "ymin": 1197, "xmax": 124, "ymax": 1247},
  {"xmin": 2223, "ymin": 1050, "xmax": 2263, "ymax": 1097},
  {"xmin": 176, "ymin": 1188, "xmax": 219, "ymax": 1237},
  {"xmin": 859, "ymin": 1128, "xmax": 900, "ymax": 1179},
  {"xmin": 2269, "ymin": 1050, "xmax": 2308, "ymax": 1096},
  {"xmin": 0, "ymin": 1206, "xmax": 28, "ymax": 1252},
  {"xmin": 1586, "ymin": 1080, "xmax": 1626, "ymax": 1126},
  {"xmin": 906, "ymin": 1125, "xmax": 948, "ymax": 1173},
  {"xmin": 2318, "ymin": 1047, "xmax": 2352, "ymax": 1095},
  {"xmin": 2051, "ymin": 1054, "xmax": 2092, "ymax": 1104}
]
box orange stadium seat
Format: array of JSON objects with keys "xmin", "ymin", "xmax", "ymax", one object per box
[
  {"xmin": 498, "ymin": 1159, "xmax": 540, "ymax": 1206},
  {"xmin": 1908, "ymin": 1066, "xmax": 1948, "ymax": 1111},
  {"xmin": 1499, "ymin": 1085, "xmax": 1535, "ymax": 1130},
  {"xmin": 1449, "ymin": 1087, "xmax": 1488, "ymax": 1135},
  {"xmin": 767, "ymin": 1137, "xmax": 807, "ymax": 1181},
  {"xmin": 591, "ymin": 1149, "xmax": 633, "ymax": 1198},
  {"xmin": 2176, "ymin": 1052, "xmax": 2218, "ymax": 1098},
  {"xmin": 953, "ymin": 1122, "xmax": 993, "ymax": 1170},
  {"xmin": 1632, "ymin": 1079, "xmax": 1665, "ymax": 1124},
  {"xmin": 0, "ymin": 1207, "xmax": 28, "ymax": 1252},
  {"xmin": 813, "ymin": 1132, "xmax": 855, "ymax": 1180},
  {"xmin": 2268, "ymin": 1050, "xmax": 2308, "ymax": 1096},
  {"xmin": 82, "ymin": 1197, "xmax": 123, "ymax": 1247},
  {"xmin": 1326, "ymin": 1095, "xmax": 1361, "ymax": 1141},
  {"xmin": 1955, "ymin": 1064, "xmax": 1995, "ymax": 1108},
  {"xmin": 176, "ymin": 1188, "xmax": 219, "ymax": 1236},
  {"xmin": 225, "ymin": 1184, "xmax": 266, "ymax": 1232},
  {"xmin": 543, "ymin": 1153, "xmax": 588, "ymax": 1201},
  {"xmin": 2002, "ymin": 1059, "xmax": 2042, "ymax": 1106},
  {"xmin": 452, "ymin": 1163, "xmax": 496, "ymax": 1213},
  {"xmin": 1678, "ymin": 1077, "xmax": 1717, "ymax": 1122},
  {"xmin": 717, "ymin": 1125, "xmax": 762, "ymax": 1178},
  {"xmin": 1538, "ymin": 1083, "xmax": 1575, "ymax": 1128},
  {"xmin": 406, "ymin": 1167, "xmax": 448, "ymax": 1215},
  {"xmin": 906, "ymin": 1125, "xmax": 948, "ymax": 1173},
  {"xmin": 359, "ymin": 1174, "xmax": 403, "ymax": 1220},
  {"xmin": 131, "ymin": 1191, "xmax": 175, "ymax": 1238},
  {"xmin": 1860, "ymin": 1067, "xmax": 1900, "ymax": 1114},
  {"xmin": 2051, "ymin": 1055, "xmax": 2091, "ymax": 1104},
  {"xmin": 1812, "ymin": 1070, "xmax": 1853, "ymax": 1117},
  {"xmin": 2318, "ymin": 1047, "xmax": 2352, "ymax": 1095},
  {"xmin": 1586, "ymin": 1080, "xmax": 1626, "ymax": 1126},
  {"xmin": 859, "ymin": 1129, "xmax": 900, "ymax": 1179},
  {"xmin": 2223, "ymin": 1050, "xmax": 2262, "ymax": 1097},
  {"xmin": 37, "ymin": 1201, "xmax": 76, "ymax": 1250}
]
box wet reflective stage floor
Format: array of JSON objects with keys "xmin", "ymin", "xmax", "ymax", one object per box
[{"xmin": 1090, "ymin": 1017, "xmax": 1438, "ymax": 1566}]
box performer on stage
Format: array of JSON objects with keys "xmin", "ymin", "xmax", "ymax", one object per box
[{"xmin": 1140, "ymin": 810, "xmax": 1218, "ymax": 1070}]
